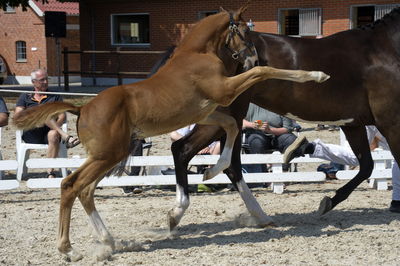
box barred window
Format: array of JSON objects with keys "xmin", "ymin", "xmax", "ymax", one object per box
[
  {"xmin": 351, "ymin": 4, "xmax": 400, "ymax": 28},
  {"xmin": 279, "ymin": 8, "xmax": 321, "ymax": 36},
  {"xmin": 16, "ymin": 41, "xmax": 27, "ymax": 62}
]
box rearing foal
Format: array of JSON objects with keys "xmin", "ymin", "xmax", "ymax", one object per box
[{"xmin": 13, "ymin": 7, "xmax": 328, "ymax": 261}]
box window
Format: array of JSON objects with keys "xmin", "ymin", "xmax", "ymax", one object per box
[
  {"xmin": 5, "ymin": 4, "xmax": 15, "ymax": 13},
  {"xmin": 351, "ymin": 4, "xmax": 400, "ymax": 28},
  {"xmin": 16, "ymin": 41, "xmax": 27, "ymax": 62},
  {"xmin": 279, "ymin": 8, "xmax": 321, "ymax": 36},
  {"xmin": 111, "ymin": 13, "xmax": 149, "ymax": 45},
  {"xmin": 198, "ymin": 10, "xmax": 218, "ymax": 20}
]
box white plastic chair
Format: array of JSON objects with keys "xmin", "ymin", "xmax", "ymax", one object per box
[{"xmin": 16, "ymin": 123, "xmax": 68, "ymax": 181}]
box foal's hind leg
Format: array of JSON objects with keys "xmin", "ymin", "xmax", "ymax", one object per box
[
  {"xmin": 57, "ymin": 158, "xmax": 121, "ymax": 261},
  {"xmin": 78, "ymin": 180, "xmax": 115, "ymax": 250},
  {"xmin": 198, "ymin": 111, "xmax": 238, "ymax": 180},
  {"xmin": 318, "ymin": 126, "xmax": 373, "ymax": 215}
]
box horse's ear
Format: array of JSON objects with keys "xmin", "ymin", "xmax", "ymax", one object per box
[
  {"xmin": 238, "ymin": 0, "xmax": 251, "ymax": 15},
  {"xmin": 219, "ymin": 6, "xmax": 227, "ymax": 13}
]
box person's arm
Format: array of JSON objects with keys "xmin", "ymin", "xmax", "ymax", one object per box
[
  {"xmin": 242, "ymin": 119, "xmax": 256, "ymax": 129},
  {"xmin": 0, "ymin": 112, "xmax": 8, "ymax": 127},
  {"xmin": 262, "ymin": 122, "xmax": 289, "ymax": 136},
  {"xmin": 370, "ymin": 136, "xmax": 380, "ymax": 151}
]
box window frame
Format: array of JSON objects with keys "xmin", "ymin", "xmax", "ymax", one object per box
[
  {"xmin": 350, "ymin": 4, "xmax": 400, "ymax": 29},
  {"xmin": 278, "ymin": 8, "xmax": 322, "ymax": 37},
  {"xmin": 16, "ymin": 40, "xmax": 27, "ymax": 63},
  {"xmin": 110, "ymin": 13, "xmax": 150, "ymax": 47}
]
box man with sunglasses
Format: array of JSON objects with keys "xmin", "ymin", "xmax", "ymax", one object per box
[{"xmin": 14, "ymin": 69, "xmax": 79, "ymax": 178}]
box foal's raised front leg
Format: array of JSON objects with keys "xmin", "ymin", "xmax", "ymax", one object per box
[
  {"xmin": 198, "ymin": 111, "xmax": 238, "ymax": 180},
  {"xmin": 214, "ymin": 66, "xmax": 330, "ymax": 106}
]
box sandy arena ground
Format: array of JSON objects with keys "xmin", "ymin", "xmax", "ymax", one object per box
[{"xmin": 0, "ymin": 96, "xmax": 399, "ymax": 265}]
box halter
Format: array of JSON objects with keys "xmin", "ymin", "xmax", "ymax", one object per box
[{"xmin": 225, "ymin": 13, "xmax": 255, "ymax": 60}]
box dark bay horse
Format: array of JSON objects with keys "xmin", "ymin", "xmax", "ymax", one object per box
[
  {"xmin": 13, "ymin": 7, "xmax": 328, "ymax": 261},
  {"xmin": 169, "ymin": 7, "xmax": 400, "ymax": 230}
]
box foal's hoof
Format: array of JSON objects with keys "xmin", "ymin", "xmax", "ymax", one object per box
[
  {"xmin": 318, "ymin": 196, "xmax": 333, "ymax": 216},
  {"xmin": 65, "ymin": 249, "xmax": 83, "ymax": 262},
  {"xmin": 202, "ymin": 169, "xmax": 214, "ymax": 181},
  {"xmin": 311, "ymin": 71, "xmax": 330, "ymax": 83}
]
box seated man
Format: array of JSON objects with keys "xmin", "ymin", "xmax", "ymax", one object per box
[
  {"xmin": 242, "ymin": 103, "xmax": 310, "ymax": 172},
  {"xmin": 14, "ymin": 69, "xmax": 79, "ymax": 178},
  {"xmin": 283, "ymin": 126, "xmax": 400, "ymax": 213}
]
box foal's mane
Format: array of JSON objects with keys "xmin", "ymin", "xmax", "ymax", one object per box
[
  {"xmin": 359, "ymin": 7, "xmax": 400, "ymax": 31},
  {"xmin": 176, "ymin": 10, "xmax": 231, "ymax": 52}
]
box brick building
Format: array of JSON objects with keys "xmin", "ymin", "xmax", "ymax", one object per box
[
  {"xmin": 0, "ymin": 0, "xmax": 80, "ymax": 84},
  {"xmin": 78, "ymin": 0, "xmax": 399, "ymax": 86}
]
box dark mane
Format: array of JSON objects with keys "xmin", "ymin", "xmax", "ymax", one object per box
[{"xmin": 359, "ymin": 6, "xmax": 400, "ymax": 30}]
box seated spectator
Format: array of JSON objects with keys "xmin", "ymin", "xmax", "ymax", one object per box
[
  {"xmin": 242, "ymin": 103, "xmax": 308, "ymax": 172},
  {"xmin": 14, "ymin": 69, "xmax": 79, "ymax": 178},
  {"xmin": 0, "ymin": 96, "xmax": 9, "ymax": 127},
  {"xmin": 283, "ymin": 126, "xmax": 400, "ymax": 213}
]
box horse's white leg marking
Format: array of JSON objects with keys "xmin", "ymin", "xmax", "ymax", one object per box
[
  {"xmin": 88, "ymin": 210, "xmax": 115, "ymax": 249},
  {"xmin": 168, "ymin": 184, "xmax": 190, "ymax": 230},
  {"xmin": 203, "ymin": 146, "xmax": 233, "ymax": 181},
  {"xmin": 236, "ymin": 179, "xmax": 274, "ymax": 226},
  {"xmin": 201, "ymin": 112, "xmax": 238, "ymax": 181}
]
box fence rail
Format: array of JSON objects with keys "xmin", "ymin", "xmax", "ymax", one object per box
[{"xmin": 62, "ymin": 48, "xmax": 166, "ymax": 91}]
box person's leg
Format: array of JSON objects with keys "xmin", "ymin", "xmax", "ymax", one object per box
[
  {"xmin": 47, "ymin": 129, "xmax": 61, "ymax": 178},
  {"xmin": 390, "ymin": 161, "xmax": 400, "ymax": 213},
  {"xmin": 47, "ymin": 119, "xmax": 80, "ymax": 148},
  {"xmin": 311, "ymin": 139, "xmax": 359, "ymax": 166},
  {"xmin": 246, "ymin": 133, "xmax": 269, "ymax": 172}
]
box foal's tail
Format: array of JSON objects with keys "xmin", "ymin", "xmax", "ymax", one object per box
[{"xmin": 13, "ymin": 102, "xmax": 80, "ymax": 130}]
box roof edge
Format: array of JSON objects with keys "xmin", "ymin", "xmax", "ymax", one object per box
[{"xmin": 29, "ymin": 0, "xmax": 44, "ymax": 17}]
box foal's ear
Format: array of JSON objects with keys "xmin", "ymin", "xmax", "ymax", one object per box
[
  {"xmin": 238, "ymin": 0, "xmax": 250, "ymax": 15},
  {"xmin": 219, "ymin": 6, "xmax": 227, "ymax": 13}
]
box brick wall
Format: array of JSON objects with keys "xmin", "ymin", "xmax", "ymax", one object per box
[
  {"xmin": 0, "ymin": 7, "xmax": 80, "ymax": 83},
  {"xmin": 79, "ymin": 0, "xmax": 399, "ymax": 84}
]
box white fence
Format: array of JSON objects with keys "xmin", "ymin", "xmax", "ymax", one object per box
[{"xmin": 0, "ymin": 150, "xmax": 394, "ymax": 194}]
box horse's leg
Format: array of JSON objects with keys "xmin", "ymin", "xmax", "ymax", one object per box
[
  {"xmin": 78, "ymin": 179, "xmax": 114, "ymax": 249},
  {"xmin": 318, "ymin": 126, "xmax": 373, "ymax": 215},
  {"xmin": 57, "ymin": 157, "xmax": 122, "ymax": 261},
  {"xmin": 197, "ymin": 111, "xmax": 238, "ymax": 180},
  {"xmin": 223, "ymin": 132, "xmax": 274, "ymax": 226},
  {"xmin": 168, "ymin": 125, "xmax": 223, "ymax": 231},
  {"xmin": 213, "ymin": 66, "xmax": 329, "ymax": 106}
]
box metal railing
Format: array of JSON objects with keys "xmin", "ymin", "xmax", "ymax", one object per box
[{"xmin": 62, "ymin": 48, "xmax": 165, "ymax": 91}]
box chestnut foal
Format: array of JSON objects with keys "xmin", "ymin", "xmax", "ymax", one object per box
[{"xmin": 14, "ymin": 6, "xmax": 328, "ymax": 261}]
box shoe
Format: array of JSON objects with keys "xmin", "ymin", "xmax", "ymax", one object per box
[
  {"xmin": 63, "ymin": 135, "xmax": 81, "ymax": 149},
  {"xmin": 283, "ymin": 135, "xmax": 308, "ymax": 164},
  {"xmin": 389, "ymin": 200, "xmax": 400, "ymax": 213},
  {"xmin": 46, "ymin": 171, "xmax": 56, "ymax": 178},
  {"xmin": 315, "ymin": 125, "xmax": 324, "ymax": 131},
  {"xmin": 197, "ymin": 184, "xmax": 213, "ymax": 192}
]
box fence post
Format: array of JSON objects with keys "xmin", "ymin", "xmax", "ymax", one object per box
[{"xmin": 63, "ymin": 47, "xmax": 69, "ymax": 91}]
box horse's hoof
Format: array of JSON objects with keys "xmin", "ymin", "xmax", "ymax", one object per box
[
  {"xmin": 318, "ymin": 196, "xmax": 333, "ymax": 216},
  {"xmin": 66, "ymin": 249, "xmax": 83, "ymax": 262},
  {"xmin": 311, "ymin": 71, "xmax": 330, "ymax": 83},
  {"xmin": 167, "ymin": 210, "xmax": 178, "ymax": 231},
  {"xmin": 259, "ymin": 219, "xmax": 276, "ymax": 228}
]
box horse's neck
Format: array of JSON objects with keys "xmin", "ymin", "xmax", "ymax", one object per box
[{"xmin": 177, "ymin": 15, "xmax": 228, "ymax": 53}]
